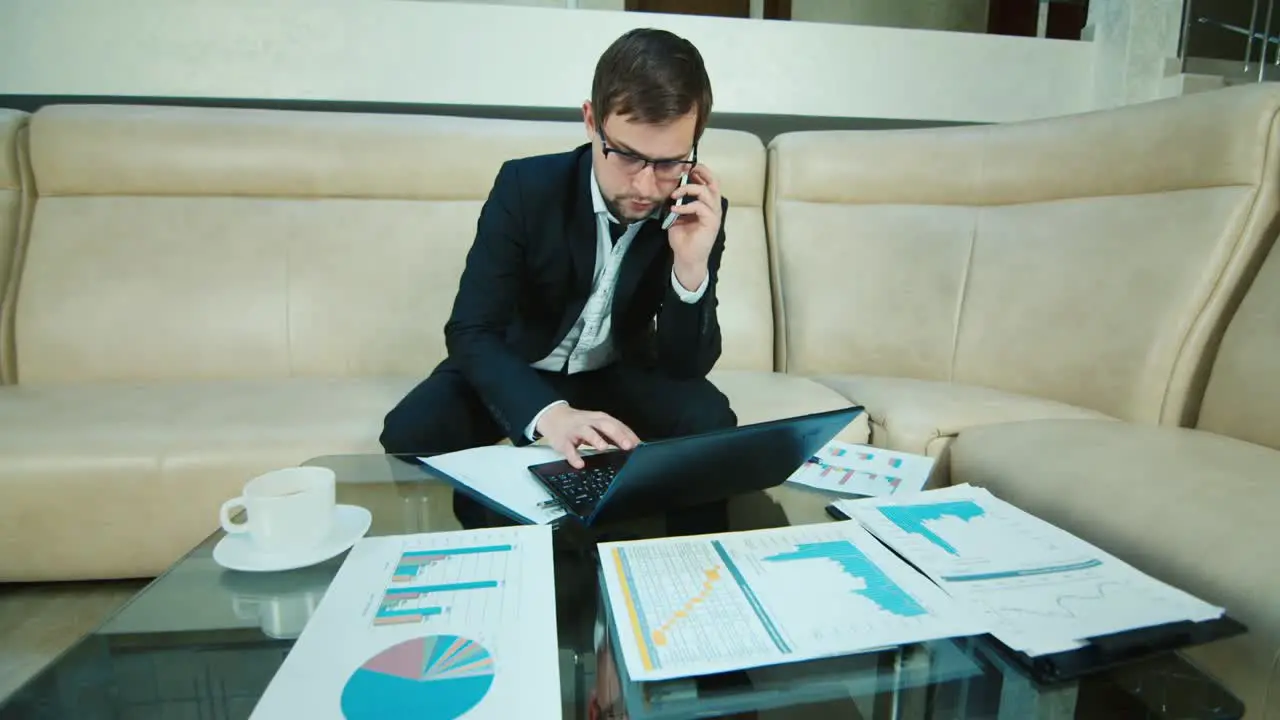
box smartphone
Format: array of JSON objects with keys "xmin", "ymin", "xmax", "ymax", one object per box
[{"xmin": 661, "ymin": 173, "xmax": 690, "ymax": 230}]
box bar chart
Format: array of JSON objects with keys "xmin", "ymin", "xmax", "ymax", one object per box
[
  {"xmin": 391, "ymin": 545, "xmax": 513, "ymax": 584},
  {"xmin": 371, "ymin": 542, "xmax": 513, "ymax": 627}
]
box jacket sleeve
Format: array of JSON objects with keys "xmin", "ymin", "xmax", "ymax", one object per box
[
  {"xmin": 653, "ymin": 197, "xmax": 729, "ymax": 379},
  {"xmin": 444, "ymin": 161, "xmax": 564, "ymax": 443}
]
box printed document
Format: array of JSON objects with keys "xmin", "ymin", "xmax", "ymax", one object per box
[
  {"xmin": 785, "ymin": 441, "xmax": 934, "ymax": 497},
  {"xmin": 422, "ymin": 446, "xmax": 569, "ymax": 525},
  {"xmin": 835, "ymin": 485, "xmax": 1224, "ymax": 656},
  {"xmin": 598, "ymin": 521, "xmax": 985, "ymax": 682},
  {"xmin": 252, "ymin": 526, "xmax": 560, "ymax": 719}
]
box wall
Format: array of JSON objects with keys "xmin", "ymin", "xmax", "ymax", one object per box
[
  {"xmin": 0, "ymin": 0, "xmax": 1095, "ymax": 125},
  {"xmin": 422, "ymin": 0, "xmax": 986, "ymax": 26}
]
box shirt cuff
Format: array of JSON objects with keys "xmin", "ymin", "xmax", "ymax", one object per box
[
  {"xmin": 525, "ymin": 400, "xmax": 567, "ymax": 441},
  {"xmin": 671, "ymin": 268, "xmax": 709, "ymax": 304}
]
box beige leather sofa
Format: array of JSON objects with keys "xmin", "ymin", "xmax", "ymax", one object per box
[
  {"xmin": 0, "ymin": 110, "xmax": 27, "ymax": 385},
  {"xmin": 772, "ymin": 85, "xmax": 1280, "ymax": 713},
  {"xmin": 1, "ymin": 84, "xmax": 1277, "ymax": 713},
  {"xmin": 0, "ymin": 105, "xmax": 866, "ymax": 582},
  {"xmin": 771, "ymin": 84, "xmax": 1280, "ymax": 465},
  {"xmin": 950, "ymin": 235, "xmax": 1280, "ymax": 713}
]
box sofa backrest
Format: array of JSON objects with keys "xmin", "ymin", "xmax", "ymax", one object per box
[
  {"xmin": 766, "ymin": 83, "xmax": 1280, "ymax": 426},
  {"xmin": 1197, "ymin": 233, "xmax": 1280, "ymax": 450},
  {"xmin": 0, "ymin": 110, "xmax": 28, "ymax": 385},
  {"xmin": 14, "ymin": 104, "xmax": 771, "ymax": 383}
]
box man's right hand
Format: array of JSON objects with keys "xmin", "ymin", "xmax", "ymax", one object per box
[{"xmin": 537, "ymin": 404, "xmax": 640, "ymax": 469}]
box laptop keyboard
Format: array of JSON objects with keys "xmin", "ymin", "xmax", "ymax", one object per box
[{"xmin": 543, "ymin": 463, "xmax": 619, "ymax": 517}]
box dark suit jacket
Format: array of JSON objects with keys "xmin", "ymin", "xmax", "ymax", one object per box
[{"xmin": 443, "ymin": 142, "xmax": 729, "ymax": 443}]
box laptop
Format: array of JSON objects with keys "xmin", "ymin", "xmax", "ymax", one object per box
[{"xmin": 526, "ymin": 406, "xmax": 863, "ymax": 527}]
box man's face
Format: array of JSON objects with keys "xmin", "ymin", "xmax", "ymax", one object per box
[{"xmin": 583, "ymin": 101, "xmax": 698, "ymax": 223}]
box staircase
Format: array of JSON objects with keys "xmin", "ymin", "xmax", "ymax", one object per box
[{"xmin": 1174, "ymin": 0, "xmax": 1280, "ymax": 92}]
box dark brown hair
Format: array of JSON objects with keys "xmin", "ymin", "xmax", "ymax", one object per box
[{"xmin": 591, "ymin": 28, "xmax": 713, "ymax": 141}]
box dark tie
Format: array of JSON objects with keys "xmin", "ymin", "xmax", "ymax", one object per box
[{"xmin": 609, "ymin": 221, "xmax": 627, "ymax": 246}]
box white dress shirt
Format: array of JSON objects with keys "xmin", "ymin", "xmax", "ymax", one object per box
[{"xmin": 523, "ymin": 167, "xmax": 709, "ymax": 439}]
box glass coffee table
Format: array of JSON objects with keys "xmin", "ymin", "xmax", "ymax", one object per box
[{"xmin": 0, "ymin": 454, "xmax": 1245, "ymax": 719}]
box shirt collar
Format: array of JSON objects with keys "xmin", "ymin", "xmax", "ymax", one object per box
[{"xmin": 589, "ymin": 164, "xmax": 617, "ymax": 223}]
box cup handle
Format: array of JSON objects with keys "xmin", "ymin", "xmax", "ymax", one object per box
[{"xmin": 220, "ymin": 497, "xmax": 249, "ymax": 534}]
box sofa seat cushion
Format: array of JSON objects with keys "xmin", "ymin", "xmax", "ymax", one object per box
[
  {"xmin": 0, "ymin": 371, "xmax": 863, "ymax": 581},
  {"xmin": 950, "ymin": 419, "xmax": 1280, "ymax": 714},
  {"xmin": 813, "ymin": 374, "xmax": 1112, "ymax": 460},
  {"xmin": 710, "ymin": 370, "xmax": 872, "ymax": 529},
  {"xmin": 710, "ymin": 369, "xmax": 870, "ymax": 443},
  {"xmin": 0, "ymin": 377, "xmax": 420, "ymax": 581}
]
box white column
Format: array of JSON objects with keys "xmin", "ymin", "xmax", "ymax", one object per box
[{"xmin": 1085, "ymin": 0, "xmax": 1186, "ymax": 108}]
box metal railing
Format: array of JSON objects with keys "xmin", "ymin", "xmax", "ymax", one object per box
[{"xmin": 1181, "ymin": 0, "xmax": 1280, "ymax": 83}]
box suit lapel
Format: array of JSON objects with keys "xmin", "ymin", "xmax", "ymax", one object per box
[
  {"xmin": 565, "ymin": 146, "xmax": 667, "ymax": 323},
  {"xmin": 567, "ymin": 149, "xmax": 598, "ymax": 297},
  {"xmin": 614, "ymin": 218, "xmax": 667, "ymax": 312}
]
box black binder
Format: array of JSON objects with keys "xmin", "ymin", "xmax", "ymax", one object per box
[
  {"xmin": 823, "ymin": 503, "xmax": 1248, "ymax": 683},
  {"xmin": 979, "ymin": 614, "xmax": 1247, "ymax": 684}
]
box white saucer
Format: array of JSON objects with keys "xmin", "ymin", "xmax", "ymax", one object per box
[{"xmin": 213, "ymin": 505, "xmax": 373, "ymax": 573}]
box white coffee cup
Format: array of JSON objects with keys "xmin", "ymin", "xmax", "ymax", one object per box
[
  {"xmin": 219, "ymin": 467, "xmax": 336, "ymax": 554},
  {"xmin": 232, "ymin": 590, "xmax": 324, "ymax": 639}
]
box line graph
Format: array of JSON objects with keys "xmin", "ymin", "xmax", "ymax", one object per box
[
  {"xmin": 651, "ymin": 566, "xmax": 723, "ymax": 646},
  {"xmin": 944, "ymin": 562, "xmax": 1224, "ymax": 654},
  {"xmin": 611, "ymin": 542, "xmax": 786, "ymax": 675},
  {"xmin": 992, "ymin": 581, "xmax": 1127, "ymax": 619},
  {"xmin": 599, "ymin": 522, "xmax": 981, "ymax": 682}
]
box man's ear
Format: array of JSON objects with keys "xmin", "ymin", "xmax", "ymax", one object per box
[{"xmin": 582, "ymin": 101, "xmax": 595, "ymax": 141}]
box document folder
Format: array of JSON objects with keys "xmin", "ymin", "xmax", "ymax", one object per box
[
  {"xmin": 982, "ymin": 614, "xmax": 1248, "ymax": 684},
  {"xmin": 403, "ymin": 449, "xmax": 572, "ymax": 527},
  {"xmin": 824, "ymin": 502, "xmax": 1248, "ymax": 683}
]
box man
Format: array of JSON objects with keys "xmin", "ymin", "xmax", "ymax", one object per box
[{"xmin": 380, "ymin": 28, "xmax": 736, "ymax": 533}]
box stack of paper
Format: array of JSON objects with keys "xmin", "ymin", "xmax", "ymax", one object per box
[
  {"xmin": 421, "ymin": 446, "xmax": 569, "ymax": 525},
  {"xmin": 251, "ymin": 526, "xmax": 561, "ymax": 719},
  {"xmin": 597, "ymin": 521, "xmax": 986, "ymax": 682},
  {"xmin": 833, "ymin": 485, "xmax": 1225, "ymax": 656},
  {"xmin": 784, "ymin": 441, "xmax": 934, "ymax": 497}
]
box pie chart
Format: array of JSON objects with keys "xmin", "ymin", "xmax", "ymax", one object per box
[{"xmin": 340, "ymin": 634, "xmax": 495, "ymax": 720}]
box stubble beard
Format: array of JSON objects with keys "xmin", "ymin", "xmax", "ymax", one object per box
[{"xmin": 606, "ymin": 194, "xmax": 662, "ymax": 224}]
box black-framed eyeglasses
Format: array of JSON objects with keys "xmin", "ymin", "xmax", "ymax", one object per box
[{"xmin": 599, "ymin": 126, "xmax": 697, "ymax": 181}]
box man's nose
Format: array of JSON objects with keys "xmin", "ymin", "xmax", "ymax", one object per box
[{"xmin": 632, "ymin": 165, "xmax": 659, "ymax": 198}]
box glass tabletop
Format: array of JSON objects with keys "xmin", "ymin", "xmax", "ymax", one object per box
[{"xmin": 0, "ymin": 454, "xmax": 1246, "ymax": 720}]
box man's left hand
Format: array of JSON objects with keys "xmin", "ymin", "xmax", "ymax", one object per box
[{"xmin": 666, "ymin": 165, "xmax": 722, "ymax": 292}]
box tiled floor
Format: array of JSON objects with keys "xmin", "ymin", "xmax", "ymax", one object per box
[{"xmin": 0, "ymin": 580, "xmax": 146, "ymax": 699}]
